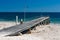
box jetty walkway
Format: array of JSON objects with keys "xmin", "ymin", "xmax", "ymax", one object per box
[{"xmin": 0, "ymin": 17, "xmax": 50, "ymax": 36}]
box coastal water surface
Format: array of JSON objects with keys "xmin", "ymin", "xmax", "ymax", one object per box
[{"xmin": 0, "ymin": 12, "xmax": 60, "ymax": 23}]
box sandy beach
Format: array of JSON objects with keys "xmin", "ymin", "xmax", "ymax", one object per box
[
  {"xmin": 0, "ymin": 22, "xmax": 60, "ymax": 40},
  {"xmin": 0, "ymin": 21, "xmax": 20, "ymax": 30}
]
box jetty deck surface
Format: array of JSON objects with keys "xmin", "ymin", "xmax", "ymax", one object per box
[{"xmin": 0, "ymin": 17, "xmax": 49, "ymax": 36}]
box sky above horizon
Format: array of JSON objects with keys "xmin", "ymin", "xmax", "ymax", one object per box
[{"xmin": 0, "ymin": 0, "xmax": 60, "ymax": 12}]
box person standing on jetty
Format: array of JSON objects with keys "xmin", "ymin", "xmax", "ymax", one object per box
[
  {"xmin": 20, "ymin": 19, "xmax": 23, "ymax": 24},
  {"xmin": 16, "ymin": 16, "xmax": 23, "ymax": 25}
]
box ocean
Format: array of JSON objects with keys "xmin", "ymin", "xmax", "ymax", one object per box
[{"xmin": 0, "ymin": 12, "xmax": 60, "ymax": 23}]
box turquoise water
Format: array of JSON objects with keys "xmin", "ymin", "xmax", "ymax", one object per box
[
  {"xmin": 0, "ymin": 12, "xmax": 60, "ymax": 24},
  {"xmin": 50, "ymin": 18, "xmax": 60, "ymax": 23}
]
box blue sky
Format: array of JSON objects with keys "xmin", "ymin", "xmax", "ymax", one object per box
[{"xmin": 0, "ymin": 0, "xmax": 60, "ymax": 12}]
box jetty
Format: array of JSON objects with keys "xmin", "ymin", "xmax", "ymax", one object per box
[{"xmin": 0, "ymin": 17, "xmax": 50, "ymax": 36}]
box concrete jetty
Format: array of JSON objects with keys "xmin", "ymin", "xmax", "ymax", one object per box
[{"xmin": 0, "ymin": 17, "xmax": 50, "ymax": 36}]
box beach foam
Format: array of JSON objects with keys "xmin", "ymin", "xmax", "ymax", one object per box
[{"xmin": 30, "ymin": 23, "xmax": 60, "ymax": 40}]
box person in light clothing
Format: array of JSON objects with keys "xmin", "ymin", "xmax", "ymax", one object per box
[{"xmin": 20, "ymin": 19, "xmax": 23, "ymax": 24}]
